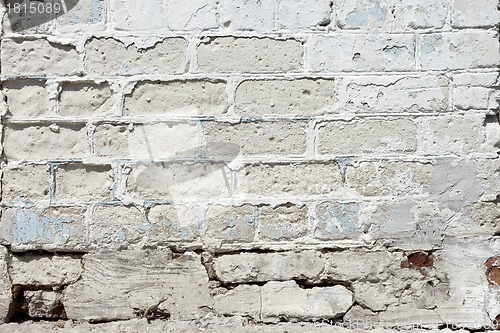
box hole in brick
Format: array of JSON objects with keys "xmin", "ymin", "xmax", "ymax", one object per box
[
  {"xmin": 400, "ymin": 251, "xmax": 434, "ymax": 276},
  {"xmin": 485, "ymin": 257, "xmax": 500, "ymax": 285},
  {"xmin": 8, "ymin": 286, "xmax": 67, "ymax": 323},
  {"xmin": 223, "ymin": 20, "xmax": 231, "ymax": 27},
  {"xmin": 352, "ymin": 53, "xmax": 361, "ymax": 60}
]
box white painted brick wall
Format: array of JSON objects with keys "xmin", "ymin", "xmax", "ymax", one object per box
[{"xmin": 0, "ymin": 0, "xmax": 499, "ymax": 330}]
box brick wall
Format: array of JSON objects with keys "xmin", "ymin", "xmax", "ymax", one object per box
[{"xmin": 0, "ymin": 0, "xmax": 499, "ymax": 331}]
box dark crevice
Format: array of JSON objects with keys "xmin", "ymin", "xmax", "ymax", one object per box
[{"xmin": 8, "ymin": 285, "xmax": 67, "ymax": 323}]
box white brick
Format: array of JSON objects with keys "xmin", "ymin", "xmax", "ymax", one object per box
[
  {"xmin": 259, "ymin": 204, "xmax": 309, "ymax": 241},
  {"xmin": 147, "ymin": 204, "xmax": 204, "ymax": 242},
  {"xmin": 166, "ymin": 0, "xmax": 219, "ymax": 30},
  {"xmin": 205, "ymin": 205, "xmax": 258, "ymax": 242},
  {"xmin": 4, "ymin": 124, "xmax": 87, "ymax": 161},
  {"xmin": 451, "ymin": 0, "xmax": 500, "ymax": 27},
  {"xmin": 204, "ymin": 121, "xmax": 308, "ymax": 157},
  {"xmin": 235, "ymin": 78, "xmax": 336, "ymax": 116},
  {"xmin": 197, "ymin": 37, "xmax": 303, "ymax": 73},
  {"xmin": 85, "ymin": 37, "xmax": 187, "ymax": 76},
  {"xmin": 124, "ymin": 80, "xmax": 227, "ymax": 117},
  {"xmin": 93, "ymin": 122, "xmax": 198, "ymax": 159},
  {"xmin": 124, "ymin": 162, "xmax": 232, "ymax": 200},
  {"xmin": 1, "ymin": 39, "xmax": 80, "ymax": 76},
  {"xmin": 219, "ymin": 0, "xmax": 275, "ymax": 31},
  {"xmin": 55, "ymin": 164, "xmax": 113, "ymax": 202},
  {"xmin": 310, "ymin": 34, "xmax": 415, "ymax": 72},
  {"xmin": 59, "ymin": 82, "xmax": 114, "ymax": 117},
  {"xmin": 338, "ymin": 0, "xmax": 447, "ymax": 30},
  {"xmin": 340, "ymin": 75, "xmax": 449, "ymax": 113},
  {"xmin": 2, "ymin": 164, "xmax": 50, "ymax": 202},
  {"xmin": 3, "ymin": 80, "xmax": 50, "ymax": 118},
  {"xmin": 317, "ymin": 119, "xmax": 418, "ymax": 155},
  {"xmin": 237, "ymin": 163, "xmax": 342, "ymax": 196},
  {"xmin": 214, "ymin": 285, "xmax": 261, "ymax": 319},
  {"xmin": 314, "ymin": 202, "xmax": 363, "ymax": 240},
  {"xmin": 419, "ymin": 32, "xmax": 500, "ymax": 70},
  {"xmin": 110, "ymin": 0, "xmax": 167, "ymax": 31},
  {"xmin": 346, "ymin": 161, "xmax": 433, "ymax": 196},
  {"xmin": 277, "ymin": 0, "xmax": 332, "ymax": 29}
]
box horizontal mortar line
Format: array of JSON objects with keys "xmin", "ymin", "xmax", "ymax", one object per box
[
  {"xmin": 3, "ymin": 68, "xmax": 498, "ymax": 81},
  {"xmin": 5, "ymin": 27, "xmax": 498, "ymax": 40},
  {"xmin": 3, "ymin": 111, "xmax": 492, "ymax": 124},
  {"xmin": 5, "ymin": 154, "xmax": 497, "ymax": 166}
]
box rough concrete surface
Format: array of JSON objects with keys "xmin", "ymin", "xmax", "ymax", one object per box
[{"xmin": 0, "ymin": 0, "xmax": 499, "ymax": 331}]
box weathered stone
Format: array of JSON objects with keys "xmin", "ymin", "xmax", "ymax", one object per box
[
  {"xmin": 258, "ymin": 204, "xmax": 309, "ymax": 241},
  {"xmin": 261, "ymin": 281, "xmax": 353, "ymax": 322},
  {"xmin": 213, "ymin": 285, "xmax": 261, "ymax": 319},
  {"xmin": 55, "ymin": 164, "xmax": 113, "ymax": 202},
  {"xmin": 9, "ymin": 254, "xmax": 82, "ymax": 286},
  {"xmin": 2, "ymin": 80, "xmax": 50, "ymax": 118},
  {"xmin": 0, "ymin": 246, "xmax": 12, "ymax": 324},
  {"xmin": 147, "ymin": 204, "xmax": 204, "ymax": 242},
  {"xmin": 213, "ymin": 251, "xmax": 324, "ymax": 283},
  {"xmin": 2, "ymin": 164, "xmax": 50, "ymax": 203},
  {"xmin": 63, "ymin": 249, "xmax": 212, "ymax": 321},
  {"xmin": 205, "ymin": 205, "xmax": 258, "ymax": 242},
  {"xmin": 314, "ymin": 202, "xmax": 362, "ymax": 240},
  {"xmin": 324, "ymin": 251, "xmax": 396, "ymax": 281}
]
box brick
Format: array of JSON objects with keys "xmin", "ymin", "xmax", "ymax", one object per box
[
  {"xmin": 277, "ymin": 0, "xmax": 332, "ymax": 29},
  {"xmin": 234, "ymin": 78, "xmax": 336, "ymax": 116},
  {"xmin": 213, "ymin": 250, "xmax": 324, "ymax": 283},
  {"xmin": 64, "ymin": 249, "xmax": 212, "ymax": 321},
  {"xmin": 124, "ymin": 80, "xmax": 227, "ymax": 117},
  {"xmin": 219, "ymin": 0, "xmax": 275, "ymax": 31},
  {"xmin": 197, "ymin": 37, "xmax": 303, "ymax": 73},
  {"xmin": 419, "ymin": 32, "xmax": 500, "ymax": 70},
  {"xmin": 93, "ymin": 122, "xmax": 198, "ymax": 159},
  {"xmin": 261, "ymin": 281, "xmax": 353, "ymax": 322},
  {"xmin": 317, "ymin": 119, "xmax": 417, "ymax": 155},
  {"xmin": 214, "ymin": 285, "xmax": 261, "ymax": 319},
  {"xmin": 59, "ymin": 82, "xmax": 114, "ymax": 117},
  {"xmin": 2, "ymin": 164, "xmax": 50, "ymax": 202},
  {"xmin": 451, "ymin": 0, "xmax": 500, "ymax": 27},
  {"xmin": 314, "ymin": 202, "xmax": 362, "ymax": 240},
  {"xmin": 55, "ymin": 164, "xmax": 113, "ymax": 202},
  {"xmin": 1, "ymin": 39, "xmax": 80, "ymax": 76},
  {"xmin": 2, "ymin": 80, "xmax": 50, "ymax": 118},
  {"xmin": 453, "ymin": 73, "xmax": 499, "ymax": 110},
  {"xmin": 84, "ymin": 37, "xmax": 187, "ymax": 76},
  {"xmin": 340, "ymin": 75, "xmax": 450, "ymax": 113},
  {"xmin": 259, "ymin": 204, "xmax": 309, "ymax": 241},
  {"xmin": 57, "ymin": 0, "xmax": 105, "ymax": 28},
  {"xmin": 0, "ymin": 206, "xmax": 87, "ymax": 251},
  {"xmin": 124, "ymin": 162, "xmax": 232, "ymax": 200},
  {"xmin": 147, "ymin": 204, "xmax": 204, "ymax": 242},
  {"xmin": 237, "ymin": 163, "xmax": 342, "ymax": 196},
  {"xmin": 309, "ymin": 34, "xmax": 415, "ymax": 72},
  {"xmin": 324, "ymin": 250, "xmax": 396, "ymax": 281},
  {"xmin": 0, "ymin": 247, "xmax": 11, "ymax": 324},
  {"xmin": 338, "ymin": 0, "xmax": 447, "ymax": 30},
  {"xmin": 205, "ymin": 205, "xmax": 258, "ymax": 242},
  {"xmin": 204, "ymin": 121, "xmax": 307, "ymax": 157},
  {"xmin": 89, "ymin": 205, "xmax": 147, "ymax": 249},
  {"xmin": 4, "ymin": 124, "xmax": 87, "ymax": 161},
  {"xmin": 110, "ymin": 0, "xmax": 167, "ymax": 31},
  {"xmin": 9, "ymin": 254, "xmax": 82, "ymax": 286},
  {"xmin": 421, "ymin": 115, "xmax": 487, "ymax": 155},
  {"xmin": 346, "ymin": 161, "xmax": 433, "ymax": 196},
  {"xmin": 166, "ymin": 0, "xmax": 218, "ymax": 30}
]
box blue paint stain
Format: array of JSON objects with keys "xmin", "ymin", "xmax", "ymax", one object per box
[
  {"xmin": 68, "ymin": 0, "xmax": 102, "ymax": 24},
  {"xmin": 316, "ymin": 202, "xmax": 361, "ymax": 238},
  {"xmin": 345, "ymin": 2, "xmax": 386, "ymax": 27},
  {"xmin": 11, "ymin": 208, "xmax": 73, "ymax": 245},
  {"xmin": 137, "ymin": 223, "xmax": 152, "ymax": 234}
]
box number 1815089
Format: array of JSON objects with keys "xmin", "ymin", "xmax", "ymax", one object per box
[{"xmin": 7, "ymin": 1, "xmax": 63, "ymax": 14}]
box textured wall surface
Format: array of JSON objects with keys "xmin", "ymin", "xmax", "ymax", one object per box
[{"xmin": 0, "ymin": 0, "xmax": 499, "ymax": 331}]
